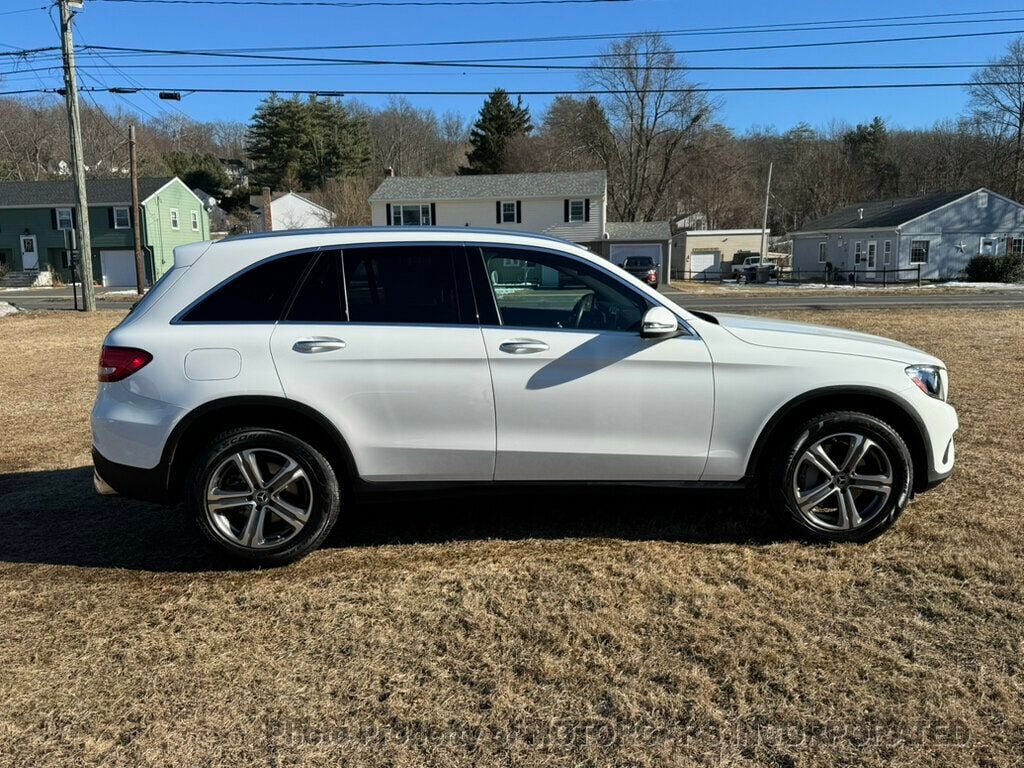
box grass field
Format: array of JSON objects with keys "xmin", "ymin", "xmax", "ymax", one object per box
[{"xmin": 1, "ymin": 308, "xmax": 1021, "ymax": 767}]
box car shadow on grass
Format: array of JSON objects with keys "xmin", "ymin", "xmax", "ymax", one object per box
[{"xmin": 0, "ymin": 467, "xmax": 789, "ymax": 572}]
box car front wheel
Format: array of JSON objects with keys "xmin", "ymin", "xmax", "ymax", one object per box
[
  {"xmin": 187, "ymin": 428, "xmax": 341, "ymax": 565},
  {"xmin": 768, "ymin": 411, "xmax": 913, "ymax": 542}
]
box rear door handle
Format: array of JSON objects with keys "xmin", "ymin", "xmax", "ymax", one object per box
[
  {"xmin": 293, "ymin": 337, "xmax": 346, "ymax": 354},
  {"xmin": 499, "ymin": 339, "xmax": 549, "ymax": 355}
]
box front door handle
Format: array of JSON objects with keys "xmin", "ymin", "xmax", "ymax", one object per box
[
  {"xmin": 293, "ymin": 337, "xmax": 346, "ymax": 354},
  {"xmin": 499, "ymin": 339, "xmax": 549, "ymax": 355}
]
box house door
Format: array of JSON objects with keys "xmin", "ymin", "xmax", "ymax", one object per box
[
  {"xmin": 20, "ymin": 235, "xmax": 38, "ymax": 270},
  {"xmin": 866, "ymin": 241, "xmax": 877, "ymax": 279}
]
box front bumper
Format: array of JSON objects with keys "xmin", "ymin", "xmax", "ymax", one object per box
[{"xmin": 93, "ymin": 446, "xmax": 171, "ymax": 504}]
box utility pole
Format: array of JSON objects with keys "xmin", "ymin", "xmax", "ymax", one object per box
[
  {"xmin": 59, "ymin": 0, "xmax": 96, "ymax": 311},
  {"xmin": 760, "ymin": 160, "xmax": 773, "ymax": 264},
  {"xmin": 129, "ymin": 124, "xmax": 145, "ymax": 295}
]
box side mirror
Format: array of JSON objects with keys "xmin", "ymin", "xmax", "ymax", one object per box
[{"xmin": 640, "ymin": 306, "xmax": 680, "ymax": 339}]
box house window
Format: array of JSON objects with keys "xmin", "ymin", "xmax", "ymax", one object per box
[
  {"xmin": 884, "ymin": 240, "xmax": 892, "ymax": 264},
  {"xmin": 978, "ymin": 192, "xmax": 989, "ymax": 208},
  {"xmin": 501, "ymin": 201, "xmax": 517, "ymax": 224},
  {"xmin": 854, "ymin": 241, "xmax": 863, "ymax": 264},
  {"xmin": 1011, "ymin": 237, "xmax": 1024, "ymax": 255},
  {"xmin": 113, "ymin": 207, "xmax": 131, "ymax": 229},
  {"xmin": 910, "ymin": 240, "xmax": 929, "ymax": 264},
  {"xmin": 170, "ymin": 208, "xmax": 180, "ymax": 230},
  {"xmin": 818, "ymin": 242, "xmax": 827, "ymax": 263},
  {"xmin": 191, "ymin": 210, "xmax": 200, "ymax": 231},
  {"xmin": 56, "ymin": 207, "xmax": 73, "ymax": 230},
  {"xmin": 568, "ymin": 199, "xmax": 586, "ymax": 223},
  {"xmin": 392, "ymin": 204, "xmax": 432, "ymax": 226}
]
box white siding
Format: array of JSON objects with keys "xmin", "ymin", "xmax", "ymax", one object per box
[{"xmin": 370, "ymin": 196, "xmax": 604, "ymax": 244}]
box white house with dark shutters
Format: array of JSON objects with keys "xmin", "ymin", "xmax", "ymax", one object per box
[
  {"xmin": 369, "ymin": 171, "xmax": 607, "ymax": 243},
  {"xmin": 369, "ymin": 170, "xmax": 678, "ymax": 282}
]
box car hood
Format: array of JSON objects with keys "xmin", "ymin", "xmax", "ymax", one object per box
[{"xmin": 711, "ymin": 312, "xmax": 943, "ymax": 365}]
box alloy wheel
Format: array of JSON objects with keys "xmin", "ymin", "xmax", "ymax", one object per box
[
  {"xmin": 791, "ymin": 432, "xmax": 894, "ymax": 532},
  {"xmin": 204, "ymin": 448, "xmax": 313, "ymax": 550}
]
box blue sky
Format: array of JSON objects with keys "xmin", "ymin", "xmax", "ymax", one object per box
[{"xmin": 4, "ymin": 0, "xmax": 1022, "ymax": 132}]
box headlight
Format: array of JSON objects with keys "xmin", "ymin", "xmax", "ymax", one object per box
[{"xmin": 906, "ymin": 365, "xmax": 946, "ymax": 401}]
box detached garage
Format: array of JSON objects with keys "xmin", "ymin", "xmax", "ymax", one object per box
[{"xmin": 592, "ymin": 221, "xmax": 672, "ymax": 284}]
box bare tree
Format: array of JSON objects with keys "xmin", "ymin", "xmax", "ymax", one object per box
[
  {"xmin": 584, "ymin": 34, "xmax": 712, "ymax": 221},
  {"xmin": 968, "ymin": 37, "xmax": 1024, "ymax": 199}
]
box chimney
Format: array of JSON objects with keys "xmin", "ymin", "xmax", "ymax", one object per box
[
  {"xmin": 858, "ymin": 207, "xmax": 864, "ymax": 219},
  {"xmin": 385, "ymin": 166, "xmax": 395, "ymax": 177},
  {"xmin": 261, "ymin": 186, "xmax": 273, "ymax": 232}
]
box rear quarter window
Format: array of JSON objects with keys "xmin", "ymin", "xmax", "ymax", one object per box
[{"xmin": 179, "ymin": 252, "xmax": 315, "ymax": 323}]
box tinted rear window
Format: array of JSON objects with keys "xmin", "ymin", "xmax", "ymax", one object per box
[
  {"xmin": 180, "ymin": 252, "xmax": 314, "ymax": 323},
  {"xmin": 342, "ymin": 245, "xmax": 464, "ymax": 325},
  {"xmin": 287, "ymin": 251, "xmax": 345, "ymax": 323}
]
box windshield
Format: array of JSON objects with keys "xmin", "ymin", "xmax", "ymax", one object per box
[{"xmin": 623, "ymin": 257, "xmax": 654, "ymax": 267}]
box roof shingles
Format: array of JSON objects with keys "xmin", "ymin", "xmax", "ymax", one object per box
[
  {"xmin": 0, "ymin": 177, "xmax": 173, "ymax": 207},
  {"xmin": 797, "ymin": 190, "xmax": 973, "ymax": 232},
  {"xmin": 369, "ymin": 171, "xmax": 606, "ymax": 202}
]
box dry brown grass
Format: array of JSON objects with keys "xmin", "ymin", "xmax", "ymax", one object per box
[
  {"xmin": 0, "ymin": 308, "xmax": 1022, "ymax": 767},
  {"xmin": 667, "ymin": 281, "xmax": 1016, "ymax": 296}
]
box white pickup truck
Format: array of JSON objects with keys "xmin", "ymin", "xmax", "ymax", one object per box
[{"xmin": 732, "ymin": 255, "xmax": 779, "ymax": 278}]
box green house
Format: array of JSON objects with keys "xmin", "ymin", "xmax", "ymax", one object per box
[{"xmin": 0, "ymin": 177, "xmax": 210, "ymax": 287}]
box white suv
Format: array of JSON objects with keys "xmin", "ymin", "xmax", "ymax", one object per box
[{"xmin": 92, "ymin": 228, "xmax": 957, "ymax": 564}]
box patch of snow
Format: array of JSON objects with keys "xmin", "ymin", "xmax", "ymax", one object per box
[
  {"xmin": 101, "ymin": 289, "xmax": 142, "ymax": 296},
  {"xmin": 941, "ymin": 281, "xmax": 1024, "ymax": 290},
  {"xmin": 0, "ymin": 302, "xmax": 18, "ymax": 317}
]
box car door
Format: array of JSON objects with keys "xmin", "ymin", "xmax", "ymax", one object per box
[
  {"xmin": 473, "ymin": 244, "xmax": 715, "ymax": 482},
  {"xmin": 269, "ymin": 244, "xmax": 495, "ymax": 482}
]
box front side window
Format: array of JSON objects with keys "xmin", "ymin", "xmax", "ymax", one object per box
[
  {"xmin": 818, "ymin": 242, "xmax": 827, "ymax": 263},
  {"xmin": 113, "ymin": 207, "xmax": 131, "ymax": 229},
  {"xmin": 1012, "ymin": 237, "xmax": 1024, "ymax": 256},
  {"xmin": 854, "ymin": 242, "xmax": 863, "ymax": 264},
  {"xmin": 482, "ymin": 247, "xmax": 650, "ymax": 333},
  {"xmin": 343, "ymin": 245, "xmax": 462, "ymax": 324},
  {"xmin": 170, "ymin": 208, "xmax": 180, "ymax": 230},
  {"xmin": 191, "ymin": 210, "xmax": 200, "ymax": 231},
  {"xmin": 884, "ymin": 240, "xmax": 892, "ymax": 264},
  {"xmin": 56, "ymin": 208, "xmax": 73, "ymax": 230},
  {"xmin": 391, "ymin": 204, "xmax": 431, "ymax": 226},
  {"xmin": 568, "ymin": 200, "xmax": 585, "ymax": 223},
  {"xmin": 501, "ymin": 201, "xmax": 517, "ymax": 223},
  {"xmin": 180, "ymin": 251, "xmax": 315, "ymax": 323},
  {"xmin": 910, "ymin": 240, "xmax": 929, "ymax": 264}
]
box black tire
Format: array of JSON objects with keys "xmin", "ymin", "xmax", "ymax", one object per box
[
  {"xmin": 187, "ymin": 428, "xmax": 341, "ymax": 565},
  {"xmin": 766, "ymin": 411, "xmax": 913, "ymax": 543}
]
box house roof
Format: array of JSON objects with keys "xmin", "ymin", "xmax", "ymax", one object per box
[
  {"xmin": 249, "ymin": 191, "xmax": 332, "ymax": 214},
  {"xmin": 796, "ymin": 189, "xmax": 976, "ymax": 232},
  {"xmin": 369, "ymin": 170, "xmax": 607, "ymax": 202},
  {"xmin": 0, "ymin": 177, "xmax": 174, "ymax": 207},
  {"xmin": 605, "ymin": 221, "xmax": 671, "ymax": 241}
]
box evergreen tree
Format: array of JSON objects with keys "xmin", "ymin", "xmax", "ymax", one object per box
[
  {"xmin": 459, "ymin": 89, "xmax": 533, "ymax": 175},
  {"xmin": 162, "ymin": 150, "xmax": 231, "ymax": 192},
  {"xmin": 246, "ymin": 94, "xmax": 369, "ymax": 190}
]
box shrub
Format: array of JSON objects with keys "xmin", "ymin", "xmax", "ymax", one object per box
[{"xmin": 964, "ymin": 254, "xmax": 1024, "ymax": 282}]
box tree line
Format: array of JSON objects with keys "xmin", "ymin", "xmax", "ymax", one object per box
[{"xmin": 3, "ymin": 34, "xmax": 1024, "ymax": 234}]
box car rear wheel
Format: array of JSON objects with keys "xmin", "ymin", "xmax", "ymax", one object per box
[
  {"xmin": 767, "ymin": 411, "xmax": 913, "ymax": 542},
  {"xmin": 187, "ymin": 428, "xmax": 341, "ymax": 565}
]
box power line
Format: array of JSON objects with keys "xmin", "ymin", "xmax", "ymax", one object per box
[
  {"xmin": 91, "ymin": 0, "xmax": 638, "ymax": 6},
  {"xmin": 78, "ymin": 26, "xmax": 1024, "ymax": 68},
  {"xmin": 5, "ymin": 80, "xmax": 1020, "ymax": 98}
]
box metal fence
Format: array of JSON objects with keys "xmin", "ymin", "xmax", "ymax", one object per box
[{"xmin": 671, "ymin": 265, "xmax": 924, "ymax": 287}]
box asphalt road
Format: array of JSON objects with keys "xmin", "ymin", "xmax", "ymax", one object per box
[
  {"xmin": 4, "ymin": 285, "xmax": 1024, "ymax": 312},
  {"xmin": 658, "ymin": 289, "xmax": 1024, "ymax": 311}
]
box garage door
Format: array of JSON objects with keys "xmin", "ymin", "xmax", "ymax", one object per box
[
  {"xmin": 609, "ymin": 243, "xmax": 662, "ymax": 266},
  {"xmin": 689, "ymin": 250, "xmax": 720, "ymax": 277},
  {"xmin": 100, "ymin": 250, "xmax": 137, "ymax": 288}
]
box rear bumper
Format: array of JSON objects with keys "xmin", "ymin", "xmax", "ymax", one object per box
[{"xmin": 92, "ymin": 446, "xmax": 170, "ymax": 504}]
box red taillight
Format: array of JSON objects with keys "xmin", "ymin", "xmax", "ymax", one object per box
[
  {"xmin": 646, "ymin": 269, "xmax": 657, "ymax": 282},
  {"xmin": 98, "ymin": 346, "xmax": 152, "ymax": 382}
]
